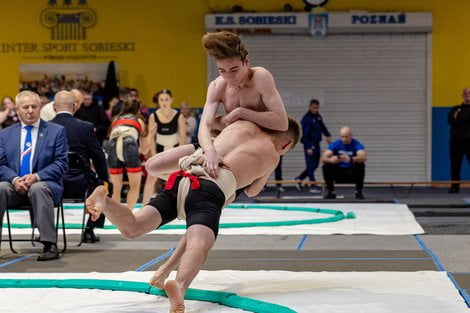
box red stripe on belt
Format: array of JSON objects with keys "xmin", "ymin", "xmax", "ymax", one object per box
[{"xmin": 165, "ymin": 170, "xmax": 201, "ymax": 191}]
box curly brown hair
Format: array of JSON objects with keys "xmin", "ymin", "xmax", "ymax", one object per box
[{"xmin": 202, "ymin": 31, "xmax": 248, "ymax": 62}]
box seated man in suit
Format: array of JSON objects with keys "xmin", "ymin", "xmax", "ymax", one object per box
[
  {"xmin": 51, "ymin": 90, "xmax": 110, "ymax": 243},
  {"xmin": 0, "ymin": 90, "xmax": 68, "ymax": 261}
]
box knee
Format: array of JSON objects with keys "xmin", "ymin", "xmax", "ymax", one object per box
[
  {"xmin": 0, "ymin": 181, "xmax": 12, "ymax": 194},
  {"xmin": 28, "ymin": 182, "xmax": 50, "ymax": 196},
  {"xmin": 121, "ymin": 227, "xmax": 143, "ymax": 240}
]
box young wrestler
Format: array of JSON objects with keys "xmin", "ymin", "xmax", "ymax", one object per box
[
  {"xmin": 86, "ymin": 118, "xmax": 300, "ymax": 313},
  {"xmin": 200, "ymin": 31, "xmax": 288, "ymax": 177}
]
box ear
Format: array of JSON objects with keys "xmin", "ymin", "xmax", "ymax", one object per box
[
  {"xmin": 245, "ymin": 55, "xmax": 250, "ymax": 66},
  {"xmin": 279, "ymin": 141, "xmax": 293, "ymax": 155}
]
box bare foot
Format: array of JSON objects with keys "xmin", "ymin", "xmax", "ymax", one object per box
[
  {"xmin": 86, "ymin": 186, "xmax": 108, "ymax": 221},
  {"xmin": 164, "ymin": 280, "xmax": 185, "ymax": 313},
  {"xmin": 149, "ymin": 267, "xmax": 170, "ymax": 289}
]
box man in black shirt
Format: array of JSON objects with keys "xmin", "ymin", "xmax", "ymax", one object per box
[
  {"xmin": 74, "ymin": 90, "xmax": 110, "ymax": 145},
  {"xmin": 448, "ymin": 87, "xmax": 470, "ymax": 193}
]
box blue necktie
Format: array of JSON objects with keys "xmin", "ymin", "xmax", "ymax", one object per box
[{"xmin": 19, "ymin": 125, "xmax": 34, "ymax": 176}]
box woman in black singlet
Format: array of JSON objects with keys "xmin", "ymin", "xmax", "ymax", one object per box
[{"xmin": 143, "ymin": 89, "xmax": 186, "ymax": 204}]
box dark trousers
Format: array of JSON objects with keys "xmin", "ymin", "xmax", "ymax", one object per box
[
  {"xmin": 322, "ymin": 163, "xmax": 365, "ymax": 193},
  {"xmin": 63, "ymin": 173, "xmax": 105, "ymax": 229},
  {"xmin": 298, "ymin": 144, "xmax": 321, "ymax": 181},
  {"xmin": 449, "ymin": 138, "xmax": 470, "ymax": 186},
  {"xmin": 275, "ymin": 156, "xmax": 283, "ymax": 187}
]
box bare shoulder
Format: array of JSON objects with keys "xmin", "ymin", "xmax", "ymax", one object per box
[
  {"xmin": 210, "ymin": 76, "xmax": 228, "ymax": 91},
  {"xmin": 251, "ymin": 67, "xmax": 274, "ymax": 81},
  {"xmin": 207, "ymin": 76, "xmax": 227, "ymax": 100}
]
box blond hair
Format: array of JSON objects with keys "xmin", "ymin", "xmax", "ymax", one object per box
[
  {"xmin": 15, "ymin": 90, "xmax": 40, "ymax": 107},
  {"xmin": 202, "ymin": 31, "xmax": 248, "ymax": 61}
]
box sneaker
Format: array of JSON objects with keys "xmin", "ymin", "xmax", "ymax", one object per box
[
  {"xmin": 309, "ymin": 185, "xmax": 322, "ymax": 193},
  {"xmin": 355, "ymin": 191, "xmax": 365, "ymax": 200},
  {"xmin": 294, "ymin": 177, "xmax": 302, "ymax": 192},
  {"xmin": 323, "ymin": 192, "xmax": 336, "ymax": 199}
]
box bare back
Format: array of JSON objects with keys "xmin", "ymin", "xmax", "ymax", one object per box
[{"xmin": 212, "ymin": 120, "xmax": 279, "ymax": 188}]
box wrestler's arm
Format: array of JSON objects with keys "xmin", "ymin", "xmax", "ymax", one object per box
[
  {"xmin": 177, "ymin": 113, "xmax": 186, "ymax": 146},
  {"xmin": 145, "ymin": 144, "xmax": 196, "ymax": 179},
  {"xmin": 223, "ymin": 69, "xmax": 288, "ymax": 131},
  {"xmin": 198, "ymin": 80, "xmax": 223, "ymax": 177},
  {"xmin": 244, "ymin": 172, "xmax": 271, "ymax": 198}
]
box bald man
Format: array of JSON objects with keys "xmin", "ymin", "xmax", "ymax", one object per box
[
  {"xmin": 51, "ymin": 90, "xmax": 109, "ymax": 243},
  {"xmin": 40, "ymin": 89, "xmax": 84, "ymax": 121},
  {"xmin": 322, "ymin": 126, "xmax": 367, "ymax": 199}
]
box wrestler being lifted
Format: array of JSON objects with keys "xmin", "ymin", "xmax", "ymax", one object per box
[{"xmin": 86, "ymin": 118, "xmax": 300, "ymax": 312}]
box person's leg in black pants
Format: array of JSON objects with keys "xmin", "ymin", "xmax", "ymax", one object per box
[
  {"xmin": 350, "ymin": 163, "xmax": 365, "ymax": 198},
  {"xmin": 275, "ymin": 156, "xmax": 283, "ymax": 191},
  {"xmin": 322, "ymin": 163, "xmax": 338, "ymax": 198},
  {"xmin": 449, "ymin": 138, "xmax": 464, "ymax": 193}
]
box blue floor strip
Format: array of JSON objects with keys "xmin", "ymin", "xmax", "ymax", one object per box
[
  {"xmin": 0, "ymin": 254, "xmax": 33, "ymax": 269},
  {"xmin": 135, "ymin": 247, "xmax": 176, "ymax": 272},
  {"xmin": 447, "ymin": 273, "xmax": 470, "ymax": 308},
  {"xmin": 297, "ymin": 235, "xmax": 308, "ymax": 251},
  {"xmin": 414, "ymin": 235, "xmax": 470, "ymax": 308},
  {"xmin": 414, "ymin": 235, "xmax": 445, "ymax": 271}
]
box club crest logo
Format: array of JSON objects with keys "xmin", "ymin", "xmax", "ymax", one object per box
[{"xmin": 40, "ymin": 0, "xmax": 97, "ymax": 40}]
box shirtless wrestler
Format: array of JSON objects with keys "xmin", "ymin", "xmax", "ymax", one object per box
[
  {"xmin": 200, "ymin": 31, "xmax": 288, "ymax": 177},
  {"xmin": 86, "ymin": 118, "xmax": 300, "ymax": 312}
]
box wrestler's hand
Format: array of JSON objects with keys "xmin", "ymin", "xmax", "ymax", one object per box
[
  {"xmin": 221, "ymin": 107, "xmax": 243, "ymax": 126},
  {"xmin": 306, "ymin": 148, "xmax": 313, "ymax": 156},
  {"xmin": 203, "ymin": 149, "xmax": 222, "ymax": 178}
]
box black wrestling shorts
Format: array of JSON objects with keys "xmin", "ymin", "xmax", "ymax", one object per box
[
  {"xmin": 147, "ymin": 176, "xmax": 226, "ymax": 237},
  {"xmin": 107, "ymin": 136, "xmax": 142, "ymax": 174}
]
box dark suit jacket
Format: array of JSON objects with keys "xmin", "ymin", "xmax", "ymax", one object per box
[
  {"xmin": 51, "ymin": 113, "xmax": 109, "ymax": 196},
  {"xmin": 0, "ymin": 119, "xmax": 68, "ymax": 204}
]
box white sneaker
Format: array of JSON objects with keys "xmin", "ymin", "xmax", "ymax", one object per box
[{"xmin": 309, "ymin": 187, "xmax": 322, "ymax": 193}]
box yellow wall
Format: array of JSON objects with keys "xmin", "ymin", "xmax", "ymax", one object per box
[{"xmin": 0, "ymin": 0, "xmax": 469, "ymax": 108}]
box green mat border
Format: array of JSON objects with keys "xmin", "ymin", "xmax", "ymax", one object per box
[
  {"xmin": 4, "ymin": 204, "xmax": 355, "ymax": 229},
  {"xmin": 0, "ymin": 278, "xmax": 296, "ymax": 313}
]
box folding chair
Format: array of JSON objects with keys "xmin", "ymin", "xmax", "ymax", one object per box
[
  {"xmin": 62, "ymin": 151, "xmax": 95, "ymax": 246},
  {"xmin": 2, "ymin": 201, "xmax": 67, "ymax": 254}
]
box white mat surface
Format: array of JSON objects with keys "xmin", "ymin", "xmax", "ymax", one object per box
[
  {"xmin": 0, "ymin": 270, "xmax": 466, "ymax": 313},
  {"xmin": 4, "ymin": 202, "xmax": 424, "ymax": 236}
]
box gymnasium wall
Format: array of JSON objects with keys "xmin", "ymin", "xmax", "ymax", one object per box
[{"xmin": 0, "ymin": 0, "xmax": 468, "ymax": 180}]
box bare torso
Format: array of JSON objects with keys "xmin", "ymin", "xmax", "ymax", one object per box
[
  {"xmin": 213, "ymin": 67, "xmax": 268, "ymax": 114},
  {"xmin": 211, "ymin": 120, "xmax": 279, "ymax": 188}
]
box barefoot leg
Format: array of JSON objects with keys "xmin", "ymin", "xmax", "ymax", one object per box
[
  {"xmin": 86, "ymin": 186, "xmax": 108, "ymax": 221},
  {"xmin": 149, "ymin": 235, "xmax": 187, "ymax": 289},
  {"xmin": 164, "ymin": 280, "xmax": 185, "ymax": 313}
]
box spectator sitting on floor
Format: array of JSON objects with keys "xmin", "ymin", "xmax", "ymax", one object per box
[{"xmin": 322, "ymin": 126, "xmax": 367, "ymax": 200}]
